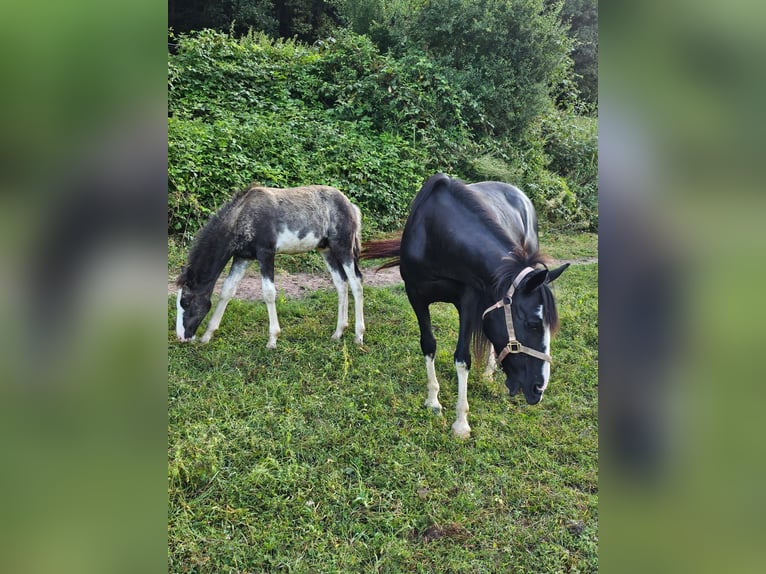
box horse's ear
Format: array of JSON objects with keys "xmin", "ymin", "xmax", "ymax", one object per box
[
  {"xmin": 546, "ymin": 263, "xmax": 570, "ymax": 284},
  {"xmin": 521, "ymin": 268, "xmax": 549, "ymax": 293}
]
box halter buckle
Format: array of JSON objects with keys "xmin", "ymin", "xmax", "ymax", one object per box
[{"xmin": 507, "ymin": 340, "xmax": 522, "ymax": 354}]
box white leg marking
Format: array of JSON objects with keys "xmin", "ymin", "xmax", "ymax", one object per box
[
  {"xmin": 200, "ymin": 260, "xmax": 249, "ymax": 343},
  {"xmin": 262, "ymin": 276, "xmax": 281, "ymax": 349},
  {"xmin": 326, "ymin": 266, "xmax": 349, "ymax": 340},
  {"xmin": 451, "ymin": 361, "xmax": 471, "ymax": 438},
  {"xmin": 424, "ymin": 354, "xmax": 442, "ymax": 413},
  {"xmin": 483, "ymin": 343, "xmax": 497, "ymax": 379},
  {"xmin": 537, "ymin": 304, "xmax": 550, "ymax": 394},
  {"xmin": 176, "ymin": 289, "xmax": 187, "ymax": 341},
  {"xmin": 342, "ymin": 262, "xmax": 365, "ymax": 345}
]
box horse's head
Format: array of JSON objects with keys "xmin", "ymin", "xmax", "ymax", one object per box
[
  {"xmin": 175, "ymin": 267, "xmax": 212, "ymax": 342},
  {"xmin": 483, "ymin": 264, "xmax": 569, "ymax": 405}
]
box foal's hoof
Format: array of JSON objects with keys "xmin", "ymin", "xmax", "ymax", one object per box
[
  {"xmin": 266, "ymin": 340, "xmax": 277, "ymax": 350},
  {"xmin": 199, "ymin": 334, "xmax": 212, "ymax": 344},
  {"xmin": 354, "ymin": 335, "xmax": 364, "ymax": 345},
  {"xmin": 451, "ymin": 421, "xmax": 471, "ymax": 439},
  {"xmin": 424, "ymin": 399, "xmax": 442, "ymax": 415}
]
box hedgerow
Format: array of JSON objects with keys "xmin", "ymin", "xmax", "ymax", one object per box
[{"xmin": 168, "ymin": 29, "xmax": 597, "ymax": 237}]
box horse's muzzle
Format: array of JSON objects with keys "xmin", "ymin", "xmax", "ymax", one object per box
[{"xmin": 505, "ymin": 378, "xmax": 521, "ymax": 397}]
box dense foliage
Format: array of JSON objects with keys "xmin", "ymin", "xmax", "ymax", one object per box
[{"xmin": 168, "ymin": 2, "xmax": 597, "ymax": 238}]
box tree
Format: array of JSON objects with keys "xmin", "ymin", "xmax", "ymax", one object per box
[
  {"xmin": 556, "ymin": 0, "xmax": 597, "ymax": 105},
  {"xmin": 405, "ymin": 0, "xmax": 573, "ymax": 139}
]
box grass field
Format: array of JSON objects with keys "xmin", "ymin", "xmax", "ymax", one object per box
[{"xmin": 168, "ymin": 237, "xmax": 597, "ymax": 573}]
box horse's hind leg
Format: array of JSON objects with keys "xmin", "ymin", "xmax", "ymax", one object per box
[
  {"xmin": 200, "ymin": 258, "xmax": 249, "ymax": 344},
  {"xmin": 409, "ymin": 294, "xmax": 441, "ymax": 414},
  {"xmin": 483, "ymin": 344, "xmax": 497, "ymax": 379},
  {"xmin": 320, "ymin": 250, "xmax": 349, "ymax": 340}
]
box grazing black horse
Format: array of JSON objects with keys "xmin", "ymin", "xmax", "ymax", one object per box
[
  {"xmin": 176, "ymin": 185, "xmax": 365, "ymax": 348},
  {"xmin": 363, "ymin": 174, "xmax": 568, "ymax": 438}
]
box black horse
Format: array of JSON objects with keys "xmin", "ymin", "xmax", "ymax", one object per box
[
  {"xmin": 363, "ymin": 174, "xmax": 568, "ymax": 438},
  {"xmin": 176, "ymin": 185, "xmax": 365, "ymax": 348}
]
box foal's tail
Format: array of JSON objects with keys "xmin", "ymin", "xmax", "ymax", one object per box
[{"xmin": 361, "ymin": 238, "xmax": 402, "ymax": 270}]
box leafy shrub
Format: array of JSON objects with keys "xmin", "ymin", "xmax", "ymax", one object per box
[
  {"xmin": 168, "ymin": 29, "xmax": 596, "ymax": 237},
  {"xmin": 542, "ymin": 111, "xmax": 598, "ymax": 229}
]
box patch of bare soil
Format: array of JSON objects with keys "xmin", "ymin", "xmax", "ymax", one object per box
[
  {"xmin": 167, "ymin": 257, "xmax": 596, "ymax": 301},
  {"xmin": 168, "ymin": 266, "xmax": 404, "ymax": 301}
]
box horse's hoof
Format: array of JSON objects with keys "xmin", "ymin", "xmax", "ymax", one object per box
[
  {"xmin": 331, "ymin": 332, "xmax": 343, "ymax": 341},
  {"xmin": 266, "ymin": 341, "xmax": 277, "ymax": 350},
  {"xmin": 451, "ymin": 422, "xmax": 471, "ymax": 439},
  {"xmin": 354, "ymin": 335, "xmax": 364, "ymax": 345},
  {"xmin": 199, "ymin": 334, "xmax": 212, "ymax": 344}
]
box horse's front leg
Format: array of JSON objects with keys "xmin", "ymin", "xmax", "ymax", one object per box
[
  {"xmin": 451, "ymin": 307, "xmax": 474, "ymax": 439},
  {"xmin": 200, "ymin": 258, "xmax": 249, "ymax": 344}
]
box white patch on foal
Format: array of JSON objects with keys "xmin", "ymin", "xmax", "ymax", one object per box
[
  {"xmin": 275, "ymin": 228, "xmax": 321, "ymax": 254},
  {"xmin": 176, "ymin": 289, "xmax": 189, "ymax": 341}
]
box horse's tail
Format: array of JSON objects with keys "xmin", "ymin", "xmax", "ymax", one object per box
[{"xmin": 361, "ymin": 238, "xmax": 402, "ymax": 270}]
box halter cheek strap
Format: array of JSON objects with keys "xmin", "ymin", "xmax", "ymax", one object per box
[{"xmin": 482, "ymin": 266, "xmax": 552, "ymax": 364}]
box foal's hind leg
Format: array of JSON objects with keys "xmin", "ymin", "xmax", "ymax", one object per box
[
  {"xmin": 200, "ymin": 258, "xmax": 249, "ymax": 344},
  {"xmin": 320, "ymin": 250, "xmax": 349, "ymax": 340},
  {"xmin": 342, "ymin": 260, "xmax": 365, "ymax": 345},
  {"xmin": 257, "ymin": 250, "xmax": 281, "ymax": 349}
]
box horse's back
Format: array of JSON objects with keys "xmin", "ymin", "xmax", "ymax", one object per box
[
  {"xmin": 467, "ymin": 181, "xmax": 538, "ymax": 251},
  {"xmin": 403, "ymin": 175, "xmax": 538, "ymax": 256}
]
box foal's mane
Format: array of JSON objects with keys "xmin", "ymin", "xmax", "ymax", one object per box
[{"xmin": 176, "ymin": 189, "xmax": 249, "ymax": 288}]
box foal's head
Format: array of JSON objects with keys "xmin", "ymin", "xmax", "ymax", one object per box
[
  {"xmin": 175, "ymin": 267, "xmax": 212, "ymax": 342},
  {"xmin": 483, "ymin": 262, "xmax": 569, "ymax": 405}
]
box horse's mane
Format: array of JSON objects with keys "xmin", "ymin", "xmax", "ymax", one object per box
[
  {"xmin": 176, "ymin": 189, "xmax": 249, "ymax": 288},
  {"xmin": 492, "ymin": 245, "xmax": 560, "ymax": 334}
]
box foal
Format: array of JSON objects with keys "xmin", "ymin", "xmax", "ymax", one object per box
[{"xmin": 176, "ymin": 185, "xmax": 365, "ymax": 348}]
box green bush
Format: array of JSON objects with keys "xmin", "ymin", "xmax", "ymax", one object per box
[
  {"xmin": 542, "ymin": 111, "xmax": 598, "ymax": 229},
  {"xmin": 168, "ymin": 29, "xmax": 597, "ymax": 237}
]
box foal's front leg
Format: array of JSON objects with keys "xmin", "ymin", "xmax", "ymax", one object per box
[{"xmin": 200, "ymin": 258, "xmax": 249, "ymax": 343}]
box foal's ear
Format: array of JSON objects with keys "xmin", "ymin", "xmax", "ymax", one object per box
[
  {"xmin": 546, "ymin": 263, "xmax": 570, "ymax": 284},
  {"xmin": 521, "ymin": 268, "xmax": 549, "ymax": 293}
]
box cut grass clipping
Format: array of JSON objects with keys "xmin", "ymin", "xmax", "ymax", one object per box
[{"xmin": 169, "ymin": 263, "xmax": 597, "ymax": 573}]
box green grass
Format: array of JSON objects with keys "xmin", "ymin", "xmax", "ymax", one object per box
[
  {"xmin": 168, "ymin": 261, "xmax": 598, "ymax": 572},
  {"xmin": 539, "ymin": 230, "xmax": 598, "ymax": 261}
]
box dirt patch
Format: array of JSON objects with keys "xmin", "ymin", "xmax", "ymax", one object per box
[
  {"xmin": 410, "ymin": 522, "xmax": 470, "ymax": 544},
  {"xmin": 167, "ymin": 258, "xmax": 596, "ymax": 301},
  {"xmin": 168, "ymin": 266, "xmax": 404, "ymax": 301}
]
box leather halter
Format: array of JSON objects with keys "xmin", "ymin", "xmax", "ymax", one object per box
[{"xmin": 482, "ymin": 266, "xmax": 552, "ymax": 364}]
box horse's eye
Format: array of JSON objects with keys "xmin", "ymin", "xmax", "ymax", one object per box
[{"xmin": 525, "ymin": 320, "xmax": 542, "ymax": 331}]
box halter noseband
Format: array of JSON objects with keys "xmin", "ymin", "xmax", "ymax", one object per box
[{"xmin": 482, "ymin": 266, "xmax": 552, "ymax": 364}]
